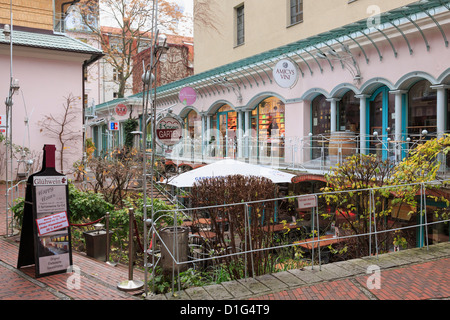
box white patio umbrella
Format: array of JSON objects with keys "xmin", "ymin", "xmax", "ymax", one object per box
[{"xmin": 163, "ymin": 159, "xmax": 296, "ymax": 188}]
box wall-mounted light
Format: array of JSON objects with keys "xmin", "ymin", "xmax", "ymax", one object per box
[{"xmin": 2, "ymin": 24, "xmax": 11, "ymax": 41}]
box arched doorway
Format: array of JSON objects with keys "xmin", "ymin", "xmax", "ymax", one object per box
[{"xmin": 212, "ymin": 104, "xmax": 237, "ymax": 158}]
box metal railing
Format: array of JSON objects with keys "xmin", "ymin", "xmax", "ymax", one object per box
[
  {"xmin": 153, "ymin": 131, "xmax": 450, "ymax": 175},
  {"xmin": 144, "ymin": 179, "xmax": 450, "ymax": 295}
]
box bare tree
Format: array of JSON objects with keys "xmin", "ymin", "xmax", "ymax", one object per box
[
  {"xmin": 77, "ymin": 0, "xmax": 184, "ymax": 98},
  {"xmin": 38, "ymin": 94, "xmax": 81, "ymax": 173}
]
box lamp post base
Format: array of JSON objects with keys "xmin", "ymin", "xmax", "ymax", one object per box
[{"xmin": 117, "ymin": 280, "xmax": 144, "ymax": 291}]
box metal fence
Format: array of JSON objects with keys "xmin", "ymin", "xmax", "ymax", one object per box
[{"xmin": 144, "ymin": 179, "xmax": 450, "ymax": 295}]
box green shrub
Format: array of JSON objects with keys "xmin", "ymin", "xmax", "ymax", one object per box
[{"xmin": 68, "ymin": 183, "xmax": 115, "ymax": 222}]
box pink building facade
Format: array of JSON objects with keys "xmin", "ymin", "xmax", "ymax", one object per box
[
  {"xmin": 91, "ymin": 1, "xmax": 450, "ymax": 173},
  {"xmin": 1, "ymin": 25, "xmax": 102, "ymax": 180}
]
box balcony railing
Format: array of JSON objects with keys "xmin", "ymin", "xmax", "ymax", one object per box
[{"xmin": 152, "ymin": 131, "xmax": 450, "ymax": 176}]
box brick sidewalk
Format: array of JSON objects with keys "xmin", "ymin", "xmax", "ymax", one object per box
[
  {"xmin": 251, "ymin": 257, "xmax": 450, "ymax": 300},
  {"xmin": 1, "ymin": 182, "xmax": 450, "ymax": 301},
  {"xmin": 0, "ymin": 235, "xmax": 145, "ymax": 300}
]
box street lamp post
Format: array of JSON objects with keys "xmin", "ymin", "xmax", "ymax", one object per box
[{"xmin": 141, "ymin": 0, "xmax": 169, "ymax": 296}]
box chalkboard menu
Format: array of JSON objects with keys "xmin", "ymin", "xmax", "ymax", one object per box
[{"xmin": 17, "ymin": 145, "xmax": 72, "ymax": 278}]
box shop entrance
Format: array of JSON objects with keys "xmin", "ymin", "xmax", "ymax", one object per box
[
  {"xmin": 368, "ymin": 86, "xmax": 395, "ymax": 160},
  {"xmin": 216, "ymin": 106, "xmax": 237, "ymax": 158}
]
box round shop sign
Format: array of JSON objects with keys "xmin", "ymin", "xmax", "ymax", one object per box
[
  {"xmin": 272, "ymin": 59, "xmax": 299, "ymax": 89},
  {"xmin": 179, "ymin": 86, "xmax": 197, "ymax": 106},
  {"xmin": 156, "ymin": 116, "xmax": 183, "ymax": 146},
  {"xmin": 115, "ymin": 104, "xmax": 128, "ymax": 116}
]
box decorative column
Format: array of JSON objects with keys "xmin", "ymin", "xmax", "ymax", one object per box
[
  {"xmin": 390, "ymin": 90, "xmax": 406, "ymax": 162},
  {"xmin": 244, "ymin": 111, "xmax": 251, "ymax": 159},
  {"xmin": 431, "ymin": 85, "xmax": 450, "ymax": 139},
  {"xmin": 237, "ymin": 110, "xmax": 244, "ymax": 158},
  {"xmin": 355, "ymin": 94, "xmax": 369, "ymax": 155}
]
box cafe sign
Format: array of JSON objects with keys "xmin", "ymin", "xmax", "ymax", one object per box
[
  {"xmin": 156, "ymin": 115, "xmax": 183, "ymax": 146},
  {"xmin": 272, "ymin": 58, "xmax": 299, "ymax": 89}
]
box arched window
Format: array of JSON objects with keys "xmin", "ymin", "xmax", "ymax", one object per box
[
  {"xmin": 311, "ymin": 95, "xmax": 330, "ymax": 159},
  {"xmin": 251, "ymin": 97, "xmax": 285, "ymax": 161},
  {"xmin": 338, "ymin": 91, "xmax": 359, "ymax": 133},
  {"xmin": 184, "ymin": 110, "xmax": 200, "ymax": 139},
  {"xmin": 408, "ymin": 80, "xmax": 436, "ymax": 138}
]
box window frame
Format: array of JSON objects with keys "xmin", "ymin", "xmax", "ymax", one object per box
[
  {"xmin": 289, "ymin": 0, "xmax": 303, "ymax": 27},
  {"xmin": 235, "ymin": 4, "xmax": 245, "ymax": 47}
]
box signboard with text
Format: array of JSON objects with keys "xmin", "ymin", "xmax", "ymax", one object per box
[
  {"xmin": 17, "ymin": 145, "xmax": 72, "ymax": 278},
  {"xmin": 297, "ymin": 194, "xmax": 318, "ymax": 210},
  {"xmin": 156, "ymin": 116, "xmax": 183, "ymax": 146},
  {"xmin": 272, "ymin": 59, "xmax": 299, "ymax": 89}
]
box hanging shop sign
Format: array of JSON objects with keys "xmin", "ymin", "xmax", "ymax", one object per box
[
  {"xmin": 109, "ymin": 121, "xmax": 119, "ymax": 131},
  {"xmin": 115, "ymin": 104, "xmax": 128, "ymax": 116},
  {"xmin": 272, "ymin": 59, "xmax": 299, "ymax": 89},
  {"xmin": 179, "ymin": 86, "xmax": 197, "ymax": 106},
  {"xmin": 156, "ymin": 115, "xmax": 183, "ymax": 146},
  {"xmin": 17, "ymin": 144, "xmax": 72, "ymax": 278}
]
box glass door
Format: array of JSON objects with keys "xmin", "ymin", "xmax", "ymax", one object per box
[{"xmin": 368, "ymin": 86, "xmax": 395, "ymax": 160}]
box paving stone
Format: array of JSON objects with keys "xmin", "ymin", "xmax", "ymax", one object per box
[
  {"xmin": 220, "ymin": 280, "xmax": 253, "ymax": 298},
  {"xmin": 363, "ymin": 255, "xmax": 398, "ymax": 269},
  {"xmin": 333, "ymin": 260, "xmax": 367, "ymax": 275},
  {"xmin": 254, "ymin": 274, "xmax": 287, "ymax": 291},
  {"xmin": 320, "ymin": 262, "xmax": 354, "ymax": 277},
  {"xmin": 237, "ymin": 277, "xmax": 271, "ymax": 294},
  {"xmin": 146, "ymin": 293, "xmax": 167, "ymax": 300},
  {"xmin": 202, "ymin": 284, "xmax": 234, "ymax": 300},
  {"xmin": 287, "ymin": 268, "xmax": 323, "ymax": 284},
  {"xmin": 271, "ymin": 270, "xmax": 306, "ymax": 287},
  {"xmin": 303, "ymin": 265, "xmax": 341, "ymax": 281},
  {"xmin": 165, "ymin": 290, "xmax": 191, "ymax": 300},
  {"xmin": 184, "ymin": 287, "xmax": 213, "ymax": 300}
]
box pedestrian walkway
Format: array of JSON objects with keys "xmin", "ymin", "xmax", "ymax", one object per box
[
  {"xmin": 146, "ymin": 242, "xmax": 450, "ymax": 301},
  {"xmin": 1, "ymin": 180, "xmax": 449, "ymax": 301}
]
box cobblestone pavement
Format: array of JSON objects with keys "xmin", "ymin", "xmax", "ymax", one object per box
[{"xmin": 1, "ymin": 184, "xmax": 449, "ymax": 302}]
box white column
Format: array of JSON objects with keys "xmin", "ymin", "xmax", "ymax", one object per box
[
  {"xmin": 431, "ymin": 85, "xmax": 450, "ymax": 139},
  {"xmin": 244, "ymin": 111, "xmax": 250, "ymax": 159},
  {"xmin": 355, "ymin": 94, "xmax": 369, "ymax": 155},
  {"xmin": 390, "ymin": 90, "xmax": 406, "ymax": 162},
  {"xmin": 237, "ymin": 110, "xmax": 243, "ymax": 158},
  {"xmin": 201, "ymin": 113, "xmax": 206, "ymax": 156},
  {"xmin": 326, "ymin": 98, "xmax": 339, "ymax": 133}
]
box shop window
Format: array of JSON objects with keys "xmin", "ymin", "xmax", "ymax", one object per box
[
  {"xmin": 251, "ymin": 97, "xmax": 285, "ymax": 160},
  {"xmin": 338, "ymin": 91, "xmax": 359, "ymax": 133},
  {"xmin": 408, "ymin": 80, "xmax": 436, "ymax": 138},
  {"xmin": 311, "ymin": 95, "xmax": 330, "ymax": 159}
]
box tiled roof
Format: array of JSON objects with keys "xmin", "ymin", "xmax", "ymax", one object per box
[{"xmin": 0, "ymin": 27, "xmax": 103, "ymax": 56}]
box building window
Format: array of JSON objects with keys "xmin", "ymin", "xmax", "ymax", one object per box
[
  {"xmin": 408, "ymin": 80, "xmax": 436, "ymax": 139},
  {"xmin": 311, "ymin": 95, "xmax": 330, "ymax": 159},
  {"xmin": 338, "ymin": 91, "xmax": 359, "ymax": 132},
  {"xmin": 112, "ymin": 68, "xmax": 123, "ymax": 82},
  {"xmin": 290, "ymin": 0, "xmax": 303, "ymax": 25},
  {"xmin": 251, "ymin": 97, "xmax": 285, "ymax": 160},
  {"xmin": 236, "ymin": 5, "xmax": 245, "ymax": 46}
]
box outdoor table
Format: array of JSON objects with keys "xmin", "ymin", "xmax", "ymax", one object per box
[{"xmin": 294, "ymin": 234, "xmax": 341, "ymax": 250}]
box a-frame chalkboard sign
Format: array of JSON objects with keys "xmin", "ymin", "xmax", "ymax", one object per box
[{"xmin": 17, "ymin": 145, "xmax": 73, "ymax": 278}]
